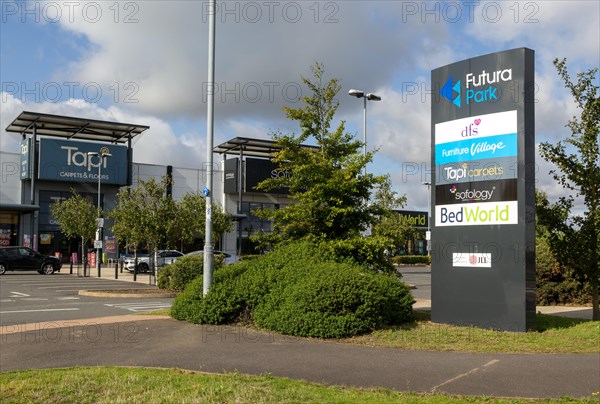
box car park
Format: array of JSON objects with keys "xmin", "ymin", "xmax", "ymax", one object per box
[
  {"xmin": 0, "ymin": 246, "xmax": 62, "ymax": 275},
  {"xmin": 185, "ymin": 250, "xmax": 241, "ymax": 265},
  {"xmin": 123, "ymin": 250, "xmax": 183, "ymax": 273}
]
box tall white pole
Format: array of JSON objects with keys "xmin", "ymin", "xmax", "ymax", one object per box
[
  {"xmin": 97, "ymin": 160, "xmax": 101, "ymax": 276},
  {"xmin": 203, "ymin": 0, "xmax": 216, "ymax": 296},
  {"xmin": 363, "ymin": 96, "xmax": 367, "ymax": 176}
]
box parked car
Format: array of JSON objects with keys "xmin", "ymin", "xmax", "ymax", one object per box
[
  {"xmin": 0, "ymin": 246, "xmax": 62, "ymax": 275},
  {"xmin": 185, "ymin": 250, "xmax": 240, "ymax": 265},
  {"xmin": 123, "ymin": 250, "xmax": 183, "ymax": 273}
]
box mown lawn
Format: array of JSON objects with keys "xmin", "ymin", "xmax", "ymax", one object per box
[
  {"xmin": 0, "ymin": 367, "xmax": 594, "ymax": 404},
  {"xmin": 344, "ymin": 311, "xmax": 600, "ymax": 354},
  {"xmin": 144, "ymin": 309, "xmax": 599, "ymax": 354}
]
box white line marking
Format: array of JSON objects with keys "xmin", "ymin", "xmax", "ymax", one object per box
[
  {"xmin": 0, "ymin": 308, "xmax": 79, "ymax": 314},
  {"xmin": 21, "ymin": 298, "xmax": 49, "ymax": 301},
  {"xmin": 431, "ymin": 359, "xmax": 499, "ymax": 392},
  {"xmin": 0, "ymin": 299, "xmax": 16, "ymax": 303},
  {"xmin": 104, "ymin": 302, "xmax": 172, "ymax": 312},
  {"xmin": 56, "ymin": 297, "xmax": 80, "ymax": 300},
  {"xmin": 9, "ymin": 291, "xmax": 30, "ymax": 297}
]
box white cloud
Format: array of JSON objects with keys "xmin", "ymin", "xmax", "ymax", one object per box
[
  {"xmin": 0, "ymin": 92, "xmax": 205, "ymax": 168},
  {"xmin": 52, "ymin": 1, "xmax": 450, "ymax": 120},
  {"xmin": 467, "ymin": 1, "xmax": 599, "ymax": 67}
]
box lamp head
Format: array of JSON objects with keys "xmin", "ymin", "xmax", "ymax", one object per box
[
  {"xmin": 366, "ymin": 93, "xmax": 381, "ymax": 101},
  {"xmin": 348, "ymin": 89, "xmax": 365, "ymax": 98}
]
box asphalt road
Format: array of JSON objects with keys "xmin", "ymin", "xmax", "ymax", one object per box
[
  {"xmin": 398, "ymin": 265, "xmax": 431, "ymax": 300},
  {"xmin": 0, "ymin": 272, "xmax": 173, "ymax": 324},
  {"xmin": 1, "ymin": 317, "xmax": 598, "ymax": 399}
]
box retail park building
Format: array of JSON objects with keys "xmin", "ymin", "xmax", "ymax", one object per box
[{"xmin": 0, "ymin": 111, "xmax": 427, "ymax": 259}]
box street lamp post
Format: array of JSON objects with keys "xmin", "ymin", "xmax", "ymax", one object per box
[
  {"xmin": 348, "ymin": 89, "xmax": 381, "ymax": 176},
  {"xmin": 88, "ymin": 151, "xmax": 111, "ymax": 277},
  {"xmin": 422, "ymin": 181, "xmax": 432, "ymax": 255}
]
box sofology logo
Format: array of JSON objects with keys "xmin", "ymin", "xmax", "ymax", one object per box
[
  {"xmin": 440, "ymin": 69, "xmax": 512, "ymax": 108},
  {"xmin": 450, "ymin": 185, "xmax": 496, "ymax": 202}
]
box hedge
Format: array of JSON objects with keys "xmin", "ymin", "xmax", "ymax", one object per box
[
  {"xmin": 391, "ymin": 255, "xmax": 431, "ymax": 266},
  {"xmin": 170, "ymin": 240, "xmax": 414, "ymax": 338},
  {"xmin": 157, "ymin": 254, "xmax": 224, "ymax": 292}
]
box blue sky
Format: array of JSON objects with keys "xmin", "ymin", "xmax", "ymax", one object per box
[{"xmin": 1, "ymin": 1, "xmax": 599, "ymax": 211}]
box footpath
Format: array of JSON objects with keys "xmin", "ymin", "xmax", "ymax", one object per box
[{"xmin": 1, "ymin": 264, "xmax": 596, "ymax": 399}]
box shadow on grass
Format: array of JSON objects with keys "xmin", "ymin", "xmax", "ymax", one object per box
[
  {"xmin": 411, "ymin": 308, "xmax": 591, "ymax": 333},
  {"xmin": 535, "ymin": 313, "xmax": 590, "ymax": 332}
]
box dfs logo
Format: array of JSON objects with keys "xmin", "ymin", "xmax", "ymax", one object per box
[{"xmin": 440, "ymin": 69, "xmax": 512, "ymax": 108}]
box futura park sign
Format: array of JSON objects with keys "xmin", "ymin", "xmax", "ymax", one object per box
[{"xmin": 430, "ymin": 48, "xmax": 536, "ymax": 332}]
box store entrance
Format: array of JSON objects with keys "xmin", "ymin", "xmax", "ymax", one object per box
[
  {"xmin": 38, "ymin": 231, "xmax": 79, "ymax": 263},
  {"xmin": 0, "ymin": 211, "xmax": 19, "ymax": 247}
]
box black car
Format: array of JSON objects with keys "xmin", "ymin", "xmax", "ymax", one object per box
[{"xmin": 0, "ymin": 246, "xmax": 62, "ymax": 275}]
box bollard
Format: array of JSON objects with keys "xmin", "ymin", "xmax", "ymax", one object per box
[
  {"xmin": 70, "ymin": 257, "xmax": 73, "ymax": 274},
  {"xmin": 115, "ymin": 260, "xmax": 118, "ymax": 279},
  {"xmin": 133, "ymin": 256, "xmax": 138, "ymax": 282}
]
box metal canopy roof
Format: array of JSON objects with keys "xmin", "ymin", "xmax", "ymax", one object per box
[
  {"xmin": 0, "ymin": 203, "xmax": 40, "ymax": 213},
  {"xmin": 5, "ymin": 111, "xmax": 149, "ymax": 144},
  {"xmin": 213, "ymin": 136, "xmax": 319, "ymax": 159}
]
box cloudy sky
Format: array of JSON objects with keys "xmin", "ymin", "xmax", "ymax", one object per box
[{"xmin": 1, "ymin": 0, "xmax": 598, "ymax": 211}]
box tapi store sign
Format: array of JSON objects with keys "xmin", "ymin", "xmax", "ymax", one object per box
[{"xmin": 38, "ymin": 139, "xmax": 128, "ymax": 185}]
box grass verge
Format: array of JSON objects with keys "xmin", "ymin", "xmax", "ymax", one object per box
[
  {"xmin": 138, "ymin": 309, "xmax": 598, "ymax": 354},
  {"xmin": 344, "ymin": 311, "xmax": 600, "ymax": 354},
  {"xmin": 0, "ymin": 367, "xmax": 592, "ymax": 403}
]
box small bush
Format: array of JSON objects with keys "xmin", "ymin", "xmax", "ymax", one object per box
[
  {"xmin": 170, "ymin": 263, "xmax": 247, "ymax": 323},
  {"xmin": 171, "ymin": 239, "xmax": 414, "ymax": 338},
  {"xmin": 158, "ymin": 254, "xmax": 224, "ymax": 292},
  {"xmin": 253, "ymin": 262, "xmax": 413, "ymax": 338},
  {"xmin": 536, "ymin": 237, "xmax": 591, "ymax": 305},
  {"xmin": 320, "ymin": 236, "xmax": 395, "ymax": 274},
  {"xmin": 391, "ymin": 255, "xmax": 431, "ymax": 266}
]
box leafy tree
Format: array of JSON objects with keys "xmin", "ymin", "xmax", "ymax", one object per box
[
  {"xmin": 535, "ymin": 190, "xmax": 591, "ymax": 305},
  {"xmin": 174, "ymin": 192, "xmax": 233, "ymax": 246},
  {"xmin": 254, "ymin": 63, "xmax": 393, "ymax": 270},
  {"xmin": 371, "ymin": 175, "xmax": 418, "ymax": 253},
  {"xmin": 110, "ymin": 185, "xmax": 145, "ymax": 255},
  {"xmin": 111, "ymin": 177, "xmax": 233, "ymax": 262},
  {"xmin": 111, "ymin": 176, "xmax": 176, "ymax": 272},
  {"xmin": 50, "ymin": 190, "xmax": 97, "ymax": 272},
  {"xmin": 538, "ymin": 59, "xmax": 599, "ymax": 320}
]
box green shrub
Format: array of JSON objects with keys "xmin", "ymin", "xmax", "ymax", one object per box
[
  {"xmin": 158, "ymin": 254, "xmax": 224, "ymax": 292},
  {"xmin": 319, "ymin": 235, "xmax": 395, "ymax": 274},
  {"xmin": 391, "ymin": 255, "xmax": 431, "ymax": 266},
  {"xmin": 253, "ymin": 262, "xmax": 413, "ymax": 338},
  {"xmin": 156, "ymin": 265, "xmax": 172, "ymax": 290},
  {"xmin": 171, "ymin": 239, "xmax": 414, "ymax": 338},
  {"xmin": 170, "ymin": 263, "xmax": 248, "ymax": 323},
  {"xmin": 536, "ymin": 237, "xmax": 591, "ymax": 305}
]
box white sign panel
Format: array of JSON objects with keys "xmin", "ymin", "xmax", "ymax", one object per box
[{"xmin": 452, "ymin": 253, "xmax": 492, "ymax": 268}]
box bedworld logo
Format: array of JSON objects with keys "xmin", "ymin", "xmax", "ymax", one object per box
[
  {"xmin": 440, "ymin": 69, "xmax": 512, "ymax": 108},
  {"xmin": 436, "ymin": 201, "xmax": 518, "ymax": 226},
  {"xmin": 450, "ymin": 185, "xmax": 495, "ymax": 202}
]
